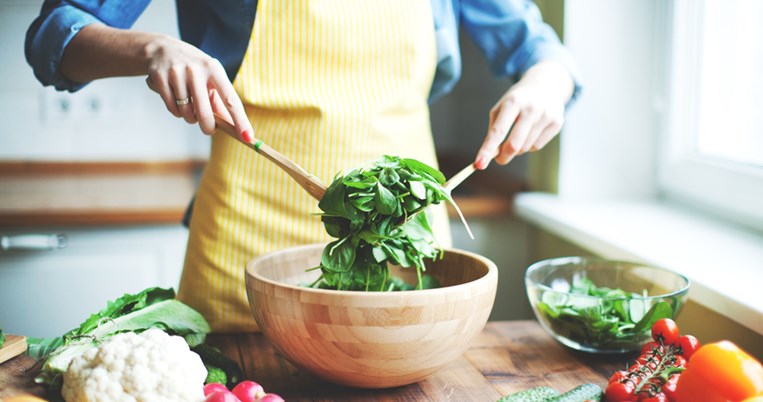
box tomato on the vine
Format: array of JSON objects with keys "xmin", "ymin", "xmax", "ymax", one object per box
[
  {"xmin": 676, "ymin": 334, "xmax": 700, "ymax": 359},
  {"xmin": 641, "ymin": 341, "xmax": 662, "ymax": 356},
  {"xmin": 609, "ymin": 370, "xmax": 629, "ymax": 384},
  {"xmin": 605, "ymin": 381, "xmax": 636, "ymax": 401},
  {"xmin": 639, "ymin": 393, "xmax": 667, "ymax": 402},
  {"xmin": 661, "ymin": 374, "xmax": 679, "ymax": 401},
  {"xmin": 636, "ymin": 353, "xmax": 661, "ymax": 370},
  {"xmin": 651, "ymin": 318, "xmax": 680, "ymax": 346},
  {"xmin": 671, "ymin": 354, "xmax": 687, "ymax": 367}
]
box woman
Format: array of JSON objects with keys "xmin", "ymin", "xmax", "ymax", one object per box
[{"xmin": 26, "ymin": 0, "xmax": 580, "ymax": 332}]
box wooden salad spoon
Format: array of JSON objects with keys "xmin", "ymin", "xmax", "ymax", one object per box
[
  {"xmin": 214, "ymin": 114, "xmax": 485, "ymax": 201},
  {"xmin": 214, "ymin": 114, "xmax": 328, "ymax": 201}
]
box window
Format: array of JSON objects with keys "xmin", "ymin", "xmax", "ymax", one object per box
[{"xmin": 659, "ymin": 0, "xmax": 763, "ymax": 231}]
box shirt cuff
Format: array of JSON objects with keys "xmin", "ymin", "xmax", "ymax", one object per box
[
  {"xmin": 513, "ymin": 39, "xmax": 583, "ymax": 108},
  {"xmin": 27, "ymin": 4, "xmax": 102, "ymax": 92}
]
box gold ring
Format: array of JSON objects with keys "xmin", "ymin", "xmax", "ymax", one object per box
[{"xmin": 175, "ymin": 97, "xmax": 191, "ymax": 106}]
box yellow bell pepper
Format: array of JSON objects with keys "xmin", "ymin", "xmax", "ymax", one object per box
[{"xmin": 676, "ymin": 340, "xmax": 763, "ymax": 402}]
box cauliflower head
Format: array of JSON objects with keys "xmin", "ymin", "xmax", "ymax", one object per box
[{"xmin": 62, "ymin": 329, "xmax": 207, "ymax": 402}]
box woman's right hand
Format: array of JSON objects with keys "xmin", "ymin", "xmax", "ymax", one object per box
[
  {"xmin": 60, "ymin": 24, "xmax": 253, "ymax": 141},
  {"xmin": 144, "ymin": 35, "xmax": 253, "ymax": 141}
]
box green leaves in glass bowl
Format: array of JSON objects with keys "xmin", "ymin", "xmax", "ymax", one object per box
[
  {"xmin": 535, "ymin": 277, "xmax": 679, "ymax": 352},
  {"xmin": 312, "ymin": 155, "xmax": 467, "ymax": 291}
]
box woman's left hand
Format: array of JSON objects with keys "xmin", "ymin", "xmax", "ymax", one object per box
[{"xmin": 474, "ymin": 60, "xmax": 575, "ymax": 170}]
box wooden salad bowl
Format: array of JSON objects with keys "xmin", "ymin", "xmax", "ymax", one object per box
[{"xmin": 244, "ymin": 243, "xmax": 498, "ymax": 389}]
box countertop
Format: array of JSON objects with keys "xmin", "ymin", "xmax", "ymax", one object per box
[
  {"xmin": 0, "ymin": 158, "xmax": 523, "ymax": 227},
  {"xmin": 0, "ymin": 161, "xmax": 201, "ymax": 226},
  {"xmin": 0, "ymin": 320, "xmax": 626, "ymax": 401}
]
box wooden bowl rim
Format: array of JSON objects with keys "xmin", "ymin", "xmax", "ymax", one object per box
[{"xmin": 245, "ymin": 243, "xmax": 498, "ymax": 298}]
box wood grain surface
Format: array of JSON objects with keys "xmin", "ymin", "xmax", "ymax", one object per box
[
  {"xmin": 0, "ymin": 336, "xmax": 27, "ymax": 365},
  {"xmin": 0, "ymin": 321, "xmax": 629, "ymax": 401},
  {"xmin": 245, "ymin": 245, "xmax": 499, "ymax": 389},
  {"xmin": 207, "ymin": 320, "xmax": 627, "ymax": 401}
]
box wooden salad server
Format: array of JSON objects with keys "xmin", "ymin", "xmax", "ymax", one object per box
[
  {"xmin": 214, "ymin": 114, "xmax": 485, "ymax": 202},
  {"xmin": 444, "ymin": 163, "xmax": 478, "ymax": 193},
  {"xmin": 443, "ymin": 150, "xmax": 499, "ymax": 193},
  {"xmin": 214, "ymin": 114, "xmax": 328, "ymax": 201}
]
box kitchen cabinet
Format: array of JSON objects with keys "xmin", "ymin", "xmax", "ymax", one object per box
[
  {"xmin": 0, "ymin": 161, "xmax": 198, "ymax": 337},
  {"xmin": 0, "ymin": 225, "xmax": 188, "ymax": 337}
]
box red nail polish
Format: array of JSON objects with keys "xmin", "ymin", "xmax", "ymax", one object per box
[
  {"xmin": 241, "ymin": 130, "xmax": 252, "ymax": 143},
  {"xmin": 475, "ymin": 156, "xmax": 488, "ymax": 170}
]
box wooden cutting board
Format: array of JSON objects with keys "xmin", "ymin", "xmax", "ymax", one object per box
[{"xmin": 0, "ymin": 336, "xmax": 27, "ymax": 365}]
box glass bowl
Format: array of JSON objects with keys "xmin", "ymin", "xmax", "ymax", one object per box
[{"xmin": 525, "ymin": 257, "xmax": 690, "ymax": 354}]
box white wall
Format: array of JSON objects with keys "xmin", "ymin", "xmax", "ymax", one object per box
[
  {"xmin": 0, "ymin": 0, "xmax": 210, "ymax": 161},
  {"xmin": 430, "ymin": 30, "xmax": 528, "ymax": 179},
  {"xmin": 559, "ymin": 0, "xmax": 662, "ymax": 200}
]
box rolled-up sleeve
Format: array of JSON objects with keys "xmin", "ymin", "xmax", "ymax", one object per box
[
  {"xmin": 460, "ymin": 0, "xmax": 582, "ymax": 105},
  {"xmin": 25, "ymin": 1, "xmax": 150, "ymax": 92}
]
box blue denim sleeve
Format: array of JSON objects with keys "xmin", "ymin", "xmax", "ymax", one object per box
[
  {"xmin": 459, "ymin": 0, "xmax": 582, "ymax": 105},
  {"xmin": 25, "ymin": 0, "xmax": 151, "ymax": 92}
]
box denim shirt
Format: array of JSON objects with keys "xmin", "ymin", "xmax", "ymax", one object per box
[{"xmin": 25, "ymin": 0, "xmax": 581, "ymax": 104}]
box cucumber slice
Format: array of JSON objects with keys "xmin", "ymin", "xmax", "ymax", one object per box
[
  {"xmin": 497, "ymin": 386, "xmax": 559, "ymax": 402},
  {"xmin": 547, "ymin": 383, "xmax": 603, "ymax": 402}
]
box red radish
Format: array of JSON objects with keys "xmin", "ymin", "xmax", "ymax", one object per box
[
  {"xmin": 231, "ymin": 380, "xmax": 265, "ymax": 402},
  {"xmin": 204, "ymin": 383, "xmax": 230, "ymax": 397},
  {"xmin": 204, "ymin": 391, "xmax": 242, "ymax": 402},
  {"xmin": 257, "ymin": 394, "xmax": 285, "ymax": 402}
]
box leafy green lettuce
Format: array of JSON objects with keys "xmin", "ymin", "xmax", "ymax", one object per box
[
  {"xmin": 27, "ymin": 287, "xmax": 210, "ymax": 390},
  {"xmin": 537, "ymin": 277, "xmax": 678, "ymax": 350}
]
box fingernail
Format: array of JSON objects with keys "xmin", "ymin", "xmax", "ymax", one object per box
[
  {"xmin": 475, "ymin": 156, "xmax": 488, "ymax": 170},
  {"xmin": 241, "ymin": 130, "xmax": 252, "ymax": 143}
]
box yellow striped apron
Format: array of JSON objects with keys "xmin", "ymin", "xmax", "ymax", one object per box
[{"xmin": 178, "ymin": 0, "xmax": 451, "ymax": 332}]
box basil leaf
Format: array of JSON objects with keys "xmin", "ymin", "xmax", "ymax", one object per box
[{"xmin": 374, "ymin": 183, "xmax": 397, "ymax": 215}]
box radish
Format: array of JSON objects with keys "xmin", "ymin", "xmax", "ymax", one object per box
[
  {"xmin": 231, "ymin": 380, "xmax": 265, "ymax": 402},
  {"xmin": 204, "ymin": 383, "xmax": 230, "ymax": 397},
  {"xmin": 204, "ymin": 391, "xmax": 242, "ymax": 402},
  {"xmin": 257, "ymin": 394, "xmax": 285, "ymax": 402}
]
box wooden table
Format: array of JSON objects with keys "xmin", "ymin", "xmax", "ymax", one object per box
[{"xmin": 0, "ymin": 320, "xmax": 630, "ymax": 401}]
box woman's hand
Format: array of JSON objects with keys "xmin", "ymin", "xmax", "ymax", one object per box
[
  {"xmin": 144, "ymin": 35, "xmax": 252, "ymax": 140},
  {"xmin": 474, "ymin": 60, "xmax": 575, "ymax": 169},
  {"xmin": 60, "ymin": 24, "xmax": 253, "ymax": 141}
]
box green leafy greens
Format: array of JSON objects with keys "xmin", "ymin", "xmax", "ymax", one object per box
[
  {"xmin": 312, "ymin": 155, "xmax": 468, "ymax": 291},
  {"xmin": 536, "ymin": 277, "xmax": 678, "ymax": 350},
  {"xmin": 27, "ymin": 287, "xmax": 210, "ymax": 391}
]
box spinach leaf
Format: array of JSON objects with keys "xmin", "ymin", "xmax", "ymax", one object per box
[
  {"xmin": 314, "ymin": 155, "xmax": 460, "ymax": 291},
  {"xmin": 536, "ymin": 280, "xmax": 678, "ymax": 350}
]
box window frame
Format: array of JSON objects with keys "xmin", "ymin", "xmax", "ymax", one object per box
[{"xmin": 658, "ymin": 0, "xmax": 763, "ymax": 232}]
